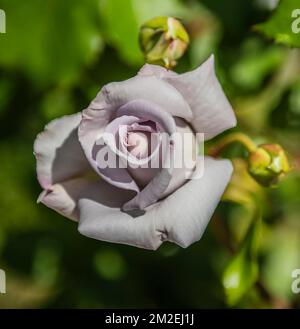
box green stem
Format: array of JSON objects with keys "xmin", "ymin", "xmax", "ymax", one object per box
[{"xmin": 209, "ymin": 132, "xmax": 257, "ymax": 157}]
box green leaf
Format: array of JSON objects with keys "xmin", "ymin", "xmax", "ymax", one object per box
[
  {"xmin": 255, "ymin": 0, "xmax": 300, "ymax": 47},
  {"xmin": 0, "ymin": 0, "xmax": 103, "ymax": 86},
  {"xmin": 222, "ymin": 216, "xmax": 261, "ymax": 306}
]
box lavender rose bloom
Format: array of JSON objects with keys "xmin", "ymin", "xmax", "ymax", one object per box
[{"xmin": 34, "ymin": 55, "xmax": 236, "ymax": 250}]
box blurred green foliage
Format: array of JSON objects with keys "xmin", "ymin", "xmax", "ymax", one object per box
[
  {"xmin": 256, "ymin": 0, "xmax": 300, "ymax": 47},
  {"xmin": 0, "ymin": 0, "xmax": 300, "ymax": 309},
  {"xmin": 223, "ymin": 213, "xmax": 260, "ymax": 306}
]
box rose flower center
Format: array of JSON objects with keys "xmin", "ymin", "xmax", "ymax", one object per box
[{"xmin": 126, "ymin": 131, "xmax": 151, "ymax": 159}]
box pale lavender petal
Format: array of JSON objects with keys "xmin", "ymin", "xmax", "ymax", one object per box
[
  {"xmin": 138, "ymin": 63, "xmax": 177, "ymax": 78},
  {"xmin": 34, "ymin": 113, "xmax": 91, "ymax": 189},
  {"xmin": 78, "ymin": 108, "xmax": 140, "ymax": 192},
  {"xmin": 118, "ymin": 122, "xmax": 161, "ymax": 188},
  {"xmin": 93, "ymin": 75, "xmax": 193, "ymax": 120},
  {"xmin": 78, "ymin": 156, "xmax": 233, "ymax": 250},
  {"xmin": 38, "ymin": 176, "xmax": 94, "ymax": 221},
  {"xmin": 122, "ymin": 164, "xmax": 173, "ymax": 212},
  {"xmin": 117, "ymin": 100, "xmax": 177, "ymax": 211},
  {"xmin": 77, "ymin": 179, "xmax": 163, "ymax": 250},
  {"xmin": 162, "ymin": 118, "xmax": 198, "ymax": 197},
  {"xmin": 38, "ymin": 173, "xmax": 134, "ymax": 222},
  {"xmin": 164, "ymin": 55, "xmax": 237, "ymax": 140},
  {"xmin": 155, "ymin": 156, "xmax": 233, "ymax": 247},
  {"xmin": 116, "ymin": 99, "xmax": 176, "ymax": 133},
  {"xmin": 103, "ymin": 115, "xmax": 139, "ymax": 162}
]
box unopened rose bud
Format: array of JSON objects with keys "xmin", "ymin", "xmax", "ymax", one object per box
[
  {"xmin": 248, "ymin": 144, "xmax": 289, "ymax": 187},
  {"xmin": 139, "ymin": 16, "xmax": 189, "ymax": 68}
]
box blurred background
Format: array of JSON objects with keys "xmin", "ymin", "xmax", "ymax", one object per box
[{"xmin": 0, "ymin": 0, "xmax": 300, "ymax": 308}]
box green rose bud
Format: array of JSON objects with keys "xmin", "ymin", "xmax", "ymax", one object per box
[
  {"xmin": 248, "ymin": 144, "xmax": 289, "ymax": 187},
  {"xmin": 139, "ymin": 16, "xmax": 190, "ymax": 68}
]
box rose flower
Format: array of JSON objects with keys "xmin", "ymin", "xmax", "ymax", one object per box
[{"xmin": 34, "ymin": 55, "xmax": 236, "ymax": 250}]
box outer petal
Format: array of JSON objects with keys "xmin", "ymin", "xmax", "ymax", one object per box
[
  {"xmin": 155, "ymin": 156, "xmax": 233, "ymax": 248},
  {"xmin": 37, "ymin": 177, "xmax": 94, "ymax": 221},
  {"xmin": 164, "ymin": 55, "xmax": 237, "ymax": 140},
  {"xmin": 34, "ymin": 113, "xmax": 91, "ymax": 189},
  {"xmin": 38, "ymin": 173, "xmax": 126, "ymax": 222},
  {"xmin": 138, "ymin": 63, "xmax": 177, "ymax": 79},
  {"xmin": 90, "ymin": 75, "xmax": 193, "ymax": 120},
  {"xmin": 78, "ymin": 179, "xmax": 162, "ymax": 250},
  {"xmin": 78, "ymin": 156, "xmax": 233, "ymax": 250}
]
